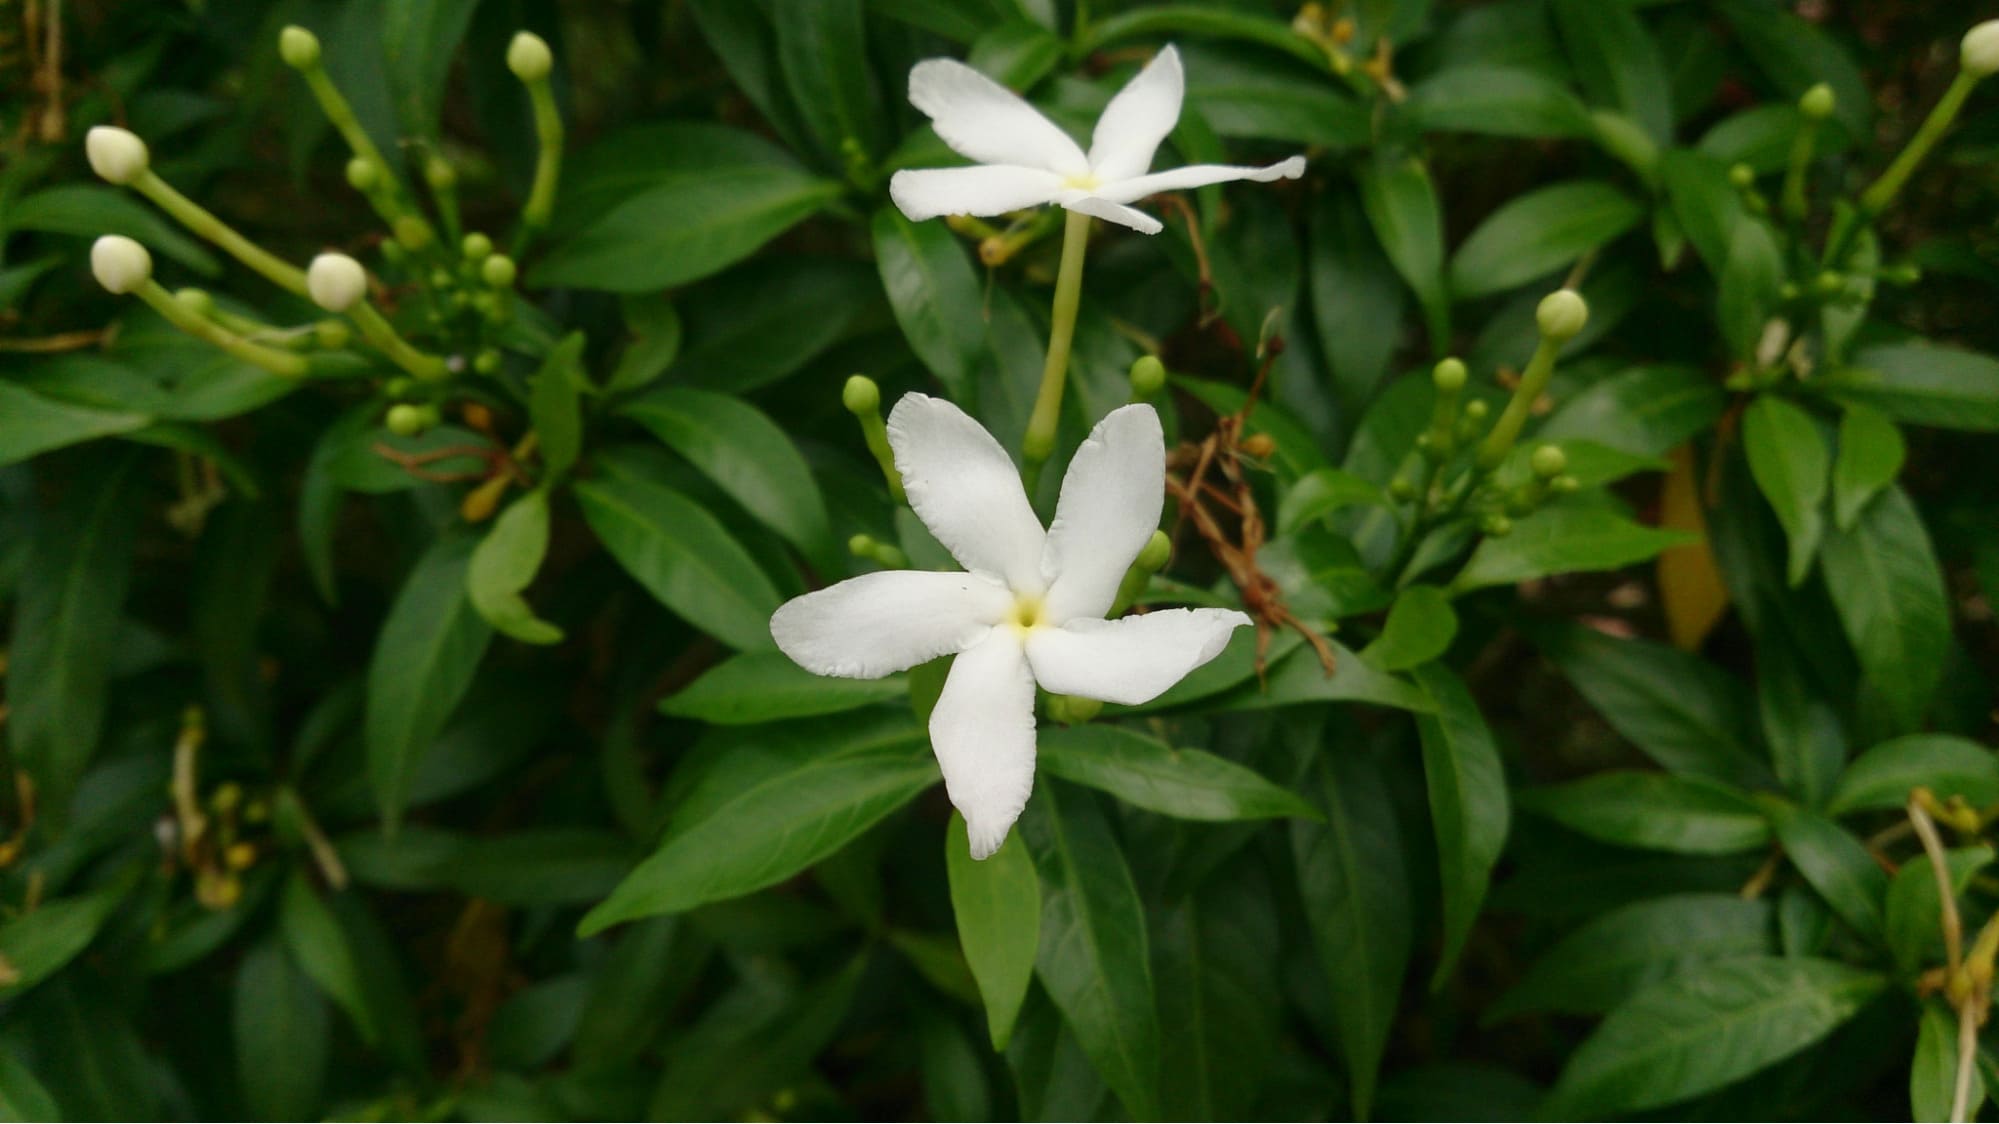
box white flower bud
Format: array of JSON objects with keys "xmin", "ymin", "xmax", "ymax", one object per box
[
  {"xmin": 307, "ymin": 253, "xmax": 368, "ymax": 312},
  {"xmin": 85, "ymin": 126, "xmax": 149, "ymax": 185},
  {"xmin": 279, "ymin": 26, "xmax": 322, "ymax": 69},
  {"xmin": 1536, "ymin": 289, "xmax": 1590, "ymax": 341},
  {"xmin": 507, "ymin": 31, "xmax": 553, "ymax": 82},
  {"xmin": 91, "ymin": 235, "xmax": 153, "ymax": 294},
  {"xmin": 1964, "ymin": 21, "xmax": 1999, "ymax": 78}
]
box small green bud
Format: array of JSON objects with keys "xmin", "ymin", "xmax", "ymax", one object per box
[
  {"xmin": 481, "ymin": 254, "xmax": 517, "ymax": 288},
  {"xmin": 380, "ymin": 241, "xmax": 407, "ymax": 266},
  {"xmin": 1530, "ymin": 444, "xmax": 1567, "ymax": 479},
  {"xmin": 384, "ymin": 377, "xmax": 413, "ymax": 398},
  {"xmin": 472, "ymin": 292, "xmax": 504, "ymax": 322},
  {"xmin": 461, "ymin": 232, "xmax": 494, "ymax": 262},
  {"xmin": 1964, "ymin": 20, "xmax": 1999, "ymax": 79},
  {"xmin": 1728, "ymin": 163, "xmax": 1757, "ymax": 189},
  {"xmin": 313, "ymin": 320, "xmax": 351, "ymax": 349},
  {"xmin": 1129, "ymin": 354, "xmax": 1167, "ymax": 397},
  {"xmin": 424, "ymin": 155, "xmax": 457, "ymax": 190},
  {"xmin": 1432, "ymin": 357, "xmax": 1468, "ymax": 393},
  {"xmin": 1799, "ymin": 83, "xmax": 1836, "ymax": 121},
  {"xmin": 345, "ymin": 157, "xmax": 380, "ymax": 192},
  {"xmin": 1481, "ymin": 514, "xmax": 1512, "ymax": 537},
  {"xmin": 427, "ymin": 269, "xmax": 453, "ymax": 291},
  {"xmin": 1779, "ymin": 281, "xmax": 1802, "ymax": 301},
  {"xmin": 385, "ymin": 403, "xmax": 428, "ymax": 437},
  {"xmin": 1463, "ymin": 399, "xmax": 1490, "ymax": 420},
  {"xmin": 394, "ymin": 215, "xmax": 435, "ymax": 252},
  {"xmin": 1815, "ymin": 270, "xmax": 1846, "ymax": 298},
  {"xmin": 1047, "ymin": 694, "xmax": 1103, "ymax": 725},
  {"xmin": 1389, "ymin": 478, "xmax": 1418, "ymax": 502},
  {"xmin": 173, "ymin": 288, "xmax": 214, "ymax": 316},
  {"xmin": 1134, "ymin": 528, "xmax": 1172, "ymax": 572},
  {"xmin": 1536, "ymin": 289, "xmax": 1589, "ymax": 341},
  {"xmin": 279, "ymin": 25, "xmax": 322, "ymax": 69},
  {"xmin": 1882, "ymin": 262, "xmax": 1922, "ymax": 286},
  {"xmin": 1414, "ymin": 432, "xmax": 1435, "ymax": 453},
  {"xmin": 474, "ymin": 349, "xmax": 503, "ymax": 375},
  {"xmin": 1550, "ymin": 474, "xmax": 1581, "ymax": 495},
  {"xmin": 507, "ymin": 31, "xmax": 554, "ymax": 82},
  {"xmin": 843, "ymin": 374, "xmax": 881, "ymax": 415}
]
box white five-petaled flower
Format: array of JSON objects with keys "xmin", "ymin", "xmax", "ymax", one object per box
[
  {"xmin": 889, "ymin": 44, "xmax": 1306, "ymax": 236},
  {"xmin": 771, "ymin": 395, "xmax": 1251, "ymax": 859}
]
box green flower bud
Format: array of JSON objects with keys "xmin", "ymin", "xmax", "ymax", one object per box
[
  {"xmin": 1799, "ymin": 83, "xmax": 1836, "ymax": 121},
  {"xmin": 1433, "ymin": 357, "xmax": 1468, "ymax": 393},
  {"xmin": 474, "ymin": 349, "xmax": 503, "ymax": 375},
  {"xmin": 1815, "ymin": 270, "xmax": 1846, "ymax": 298},
  {"xmin": 173, "ymin": 288, "xmax": 214, "ymax": 316},
  {"xmin": 1134, "ymin": 528, "xmax": 1172, "ymax": 572},
  {"xmin": 1964, "ymin": 20, "xmax": 1999, "ymax": 79},
  {"xmin": 385, "ymin": 403, "xmax": 428, "ymax": 437},
  {"xmin": 481, "ymin": 254, "xmax": 517, "ymax": 288},
  {"xmin": 1536, "ymin": 289, "xmax": 1589, "ymax": 341},
  {"xmin": 429, "ymin": 268, "xmax": 455, "ymax": 291},
  {"xmin": 306, "ymin": 253, "xmax": 367, "ymax": 312},
  {"xmin": 1728, "ymin": 163, "xmax": 1757, "ymax": 189},
  {"xmin": 346, "ymin": 157, "xmax": 380, "ymax": 192},
  {"xmin": 842, "ymin": 374, "xmax": 881, "ymax": 415},
  {"xmin": 507, "ymin": 31, "xmax": 554, "ymax": 82},
  {"xmin": 380, "ymin": 241, "xmax": 407, "ymax": 266},
  {"xmin": 384, "ymin": 377, "xmax": 413, "ymax": 398},
  {"xmin": 1389, "ymin": 478, "xmax": 1418, "ymax": 502},
  {"xmin": 1550, "ymin": 474, "xmax": 1581, "ymax": 495},
  {"xmin": 1463, "ymin": 399, "xmax": 1490, "ymax": 420},
  {"xmin": 279, "ymin": 25, "xmax": 322, "ymax": 69},
  {"xmin": 1481, "ymin": 514, "xmax": 1512, "ymax": 537},
  {"xmin": 424, "ymin": 155, "xmax": 457, "ymax": 189},
  {"xmin": 461, "ymin": 232, "xmax": 494, "ymax": 262},
  {"xmin": 1129, "ymin": 354, "xmax": 1167, "ymax": 397},
  {"xmin": 394, "ymin": 215, "xmax": 435, "ymax": 252},
  {"xmin": 313, "ymin": 320, "xmax": 351, "ymax": 349},
  {"xmin": 1530, "ymin": 444, "xmax": 1567, "ymax": 479}
]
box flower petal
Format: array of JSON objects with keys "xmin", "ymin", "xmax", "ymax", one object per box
[
  {"xmin": 772, "ymin": 569, "xmax": 1011, "ymax": 678},
  {"xmin": 1087, "ymin": 45, "xmax": 1184, "ymax": 182},
  {"xmin": 1041, "ymin": 404, "xmax": 1166, "ymax": 623},
  {"xmin": 1059, "ymin": 194, "xmax": 1164, "ymax": 235},
  {"xmin": 1095, "ymin": 155, "xmax": 1308, "ymax": 205},
  {"xmin": 888, "ymin": 393, "xmax": 1047, "ymax": 591},
  {"xmin": 908, "ymin": 58, "xmax": 1089, "ymax": 175},
  {"xmin": 931, "ymin": 629, "xmax": 1038, "ymax": 859},
  {"xmin": 1026, "ymin": 608, "xmax": 1252, "ymax": 706},
  {"xmin": 889, "ymin": 165, "xmax": 1065, "ymax": 221}
]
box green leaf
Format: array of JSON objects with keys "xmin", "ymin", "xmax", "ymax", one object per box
[
  {"xmin": 574, "ymin": 917, "xmax": 685, "ymax": 1067},
  {"xmin": 1413, "ymin": 665, "xmax": 1509, "ymax": 986},
  {"xmin": 5, "ymin": 184, "xmax": 220, "ymax": 275},
  {"xmin": 1545, "ymin": 957, "xmax": 1886, "ymax": 1116},
  {"xmin": 1660, "ymin": 150, "xmax": 1746, "ymax": 273},
  {"xmin": 234, "ymin": 940, "xmax": 329, "ymax": 1122},
  {"xmin": 872, "ymin": 207, "xmax": 987, "ymax": 400},
  {"xmin": 1818, "ymin": 485, "xmax": 1950, "ymax": 732},
  {"xmin": 1717, "ymin": 0, "xmax": 1871, "ymax": 139},
  {"xmin": 622, "ymin": 386, "xmax": 833, "ymax": 560},
  {"xmin": 1358, "ymin": 153, "xmax": 1450, "ymax": 353},
  {"xmin": 606, "ymin": 294, "xmax": 683, "ymax": 394},
  {"xmin": 532, "ymin": 165, "xmax": 841, "ymax": 292},
  {"xmin": 1886, "ymin": 847, "xmax": 1993, "ymax": 978},
  {"xmin": 947, "ymin": 814, "xmax": 1041, "ymax": 1052},
  {"xmin": 1180, "ymin": 44, "xmax": 1370, "ymax": 148},
  {"xmin": 1819, "ymin": 344, "xmax": 1999, "ymax": 431},
  {"xmin": 1293, "ymin": 749, "xmax": 1410, "ymax": 1119},
  {"xmin": 1537, "ymin": 363, "xmax": 1726, "ymax": 458},
  {"xmin": 1520, "ymin": 772, "xmax": 1770, "ymax": 855},
  {"xmin": 1452, "ymin": 506, "xmax": 1693, "ymax": 593},
  {"xmin": 1831, "ymin": 405, "xmax": 1905, "ymax": 532},
  {"xmin": 1037, "ymin": 724, "xmax": 1319, "ymax": 822},
  {"xmin": 1362, "ymin": 586, "xmax": 1459, "ymax": 673},
  {"xmin": 0, "ymin": 381, "xmax": 150, "ymax": 467},
  {"xmin": 574, "ymin": 449, "xmax": 783, "ymax": 652},
  {"xmin": 1522, "ymin": 619, "xmax": 1766, "ymax": 784},
  {"xmin": 1912, "ymin": 1001, "xmax": 1982, "ymax": 1124},
  {"xmin": 1490, "ymin": 894, "xmax": 1775, "ymax": 1021},
  {"xmin": 7, "ymin": 453, "xmax": 141, "ymax": 813},
  {"xmin": 1448, "ymin": 181, "xmax": 1643, "ymax": 299},
  {"xmin": 1763, "ymin": 801, "xmax": 1888, "ymax": 941},
  {"xmin": 1828, "ymin": 735, "xmax": 1999, "ymax": 815},
  {"xmin": 0, "ymin": 875, "xmax": 134, "ymax": 996},
  {"xmin": 1549, "ymin": 0, "xmax": 1672, "ymax": 142},
  {"xmin": 1742, "ymin": 396, "xmax": 1831, "ymax": 587},
  {"xmin": 673, "ymin": 257, "xmax": 879, "ymax": 391},
  {"xmin": 1278, "ymin": 466, "xmax": 1388, "ymax": 534},
  {"xmin": 529, "ymin": 333, "xmax": 585, "ymax": 480},
  {"xmin": 1308, "ymin": 189, "xmax": 1407, "ymax": 413},
  {"xmin": 467, "ymin": 488, "xmax": 563, "ymax": 645},
  {"xmin": 1079, "ymin": 6, "xmax": 1327, "ymax": 70},
  {"xmin": 682, "ymin": 0, "xmax": 812, "ymax": 153},
  {"xmin": 1718, "ymin": 216, "xmax": 1786, "ymax": 359},
  {"xmin": 774, "ymin": 0, "xmax": 886, "ymax": 166},
  {"xmin": 579, "ymin": 718, "xmax": 937, "ymax": 932},
  {"xmin": 1152, "ymin": 869, "xmax": 1283, "ymax": 1121},
  {"xmin": 1019, "ymin": 782, "xmax": 1161, "ymax": 1121},
  {"xmin": 366, "ymin": 533, "xmax": 493, "ymax": 828},
  {"xmin": 662, "ymin": 650, "xmax": 906, "ymax": 724},
  {"xmin": 1404, "ymin": 66, "xmax": 1592, "ymax": 138},
  {"xmin": 0, "ymin": 1050, "xmax": 61, "ymax": 1121},
  {"xmin": 967, "ymin": 21, "xmax": 1065, "ymax": 89},
  {"xmin": 279, "ymin": 872, "xmax": 378, "ymax": 1044},
  {"xmin": 382, "ymin": 0, "xmax": 479, "ymax": 138}
]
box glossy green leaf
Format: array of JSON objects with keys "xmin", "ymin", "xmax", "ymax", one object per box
[
  {"xmin": 1545, "ymin": 957, "xmax": 1885, "ymax": 1116},
  {"xmin": 1490, "ymin": 894, "xmax": 1775, "ymax": 1021},
  {"xmin": 1828, "ymin": 735, "xmax": 1999, "ymax": 815},
  {"xmin": 280, "ymin": 872, "xmax": 378, "ymax": 1044},
  {"xmin": 1818, "ymin": 485, "xmax": 1950, "ymax": 732},
  {"xmin": 574, "ymin": 449, "xmax": 783, "ymax": 652},
  {"xmin": 1453, "ymin": 506, "xmax": 1693, "ymax": 593},
  {"xmin": 1293, "ymin": 749, "xmax": 1410, "ymax": 1119},
  {"xmin": 382, "ymin": 0, "xmax": 479, "ymax": 138},
  {"xmin": 1448, "ymin": 181, "xmax": 1642, "ymax": 299},
  {"xmin": 1831, "ymin": 405, "xmax": 1905, "ymax": 531},
  {"xmin": 1660, "ymin": 149, "xmax": 1745, "ymax": 272},
  {"xmin": 1278, "ymin": 466, "xmax": 1388, "ymax": 534},
  {"xmin": 365, "ymin": 533, "xmax": 493, "ymax": 828},
  {"xmin": 1537, "ymin": 364, "xmax": 1725, "ymax": 458},
  {"xmin": 1404, "ymin": 66, "xmax": 1592, "ymax": 138},
  {"xmin": 1549, "ymin": 0, "xmax": 1672, "ymax": 142},
  {"xmin": 662, "ymin": 650, "xmax": 906, "ymax": 724},
  {"xmin": 0, "ymin": 1051, "xmax": 60, "ymax": 1122},
  {"xmin": 1912, "ymin": 1001, "xmax": 1982, "ymax": 1124},
  {"xmin": 1520, "ymin": 772, "xmax": 1770, "ymax": 855},
  {"xmin": 6, "ymin": 184, "xmax": 220, "ymax": 275},
  {"xmin": 1308, "ymin": 188, "xmax": 1407, "ymax": 412},
  {"xmin": 1359, "ymin": 153, "xmax": 1450, "ymax": 353},
  {"xmin": 1080, "ymin": 6, "xmax": 1326, "ymax": 70},
  {"xmin": 622, "ymin": 386, "xmax": 833, "ymax": 559},
  {"xmin": 1362, "ymin": 586, "xmax": 1458, "ymax": 673},
  {"xmin": 947, "ymin": 814, "xmax": 1041, "ymax": 1052},
  {"xmin": 1764, "ymin": 802, "xmax": 1888, "ymax": 941},
  {"xmin": 872, "ymin": 207, "xmax": 986, "ymax": 400},
  {"xmin": 1020, "ymin": 782, "xmax": 1161, "ymax": 1121},
  {"xmin": 1742, "ymin": 396, "xmax": 1830, "ymax": 586},
  {"xmin": 1886, "ymin": 847, "xmax": 1993, "ymax": 978},
  {"xmin": 673, "ymin": 256, "xmax": 879, "ymax": 391},
  {"xmin": 774, "ymin": 0, "xmax": 886, "ymax": 167},
  {"xmin": 1819, "ymin": 344, "xmax": 1999, "ymax": 431},
  {"xmin": 529, "ymin": 333, "xmax": 585, "ymax": 480},
  {"xmin": 0, "ymin": 381, "xmax": 149, "ymax": 467},
  {"xmin": 1718, "ymin": 216, "xmax": 1786, "ymax": 359},
  {"xmin": 1180, "ymin": 44, "xmax": 1369, "ymax": 148},
  {"xmin": 1152, "ymin": 867, "xmax": 1284, "ymax": 1120},
  {"xmin": 0, "ymin": 875, "xmax": 134, "ymax": 997},
  {"xmin": 467, "ymin": 488, "xmax": 563, "ymax": 645},
  {"xmin": 1413, "ymin": 664, "xmax": 1509, "ymax": 986},
  {"xmin": 1038, "ymin": 724, "xmax": 1318, "ymax": 822},
  {"xmin": 234, "ymin": 940, "xmax": 329, "ymax": 1121}
]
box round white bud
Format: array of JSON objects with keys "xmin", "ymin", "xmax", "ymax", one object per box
[
  {"xmin": 307, "ymin": 253, "xmax": 368, "ymax": 312},
  {"xmin": 1536, "ymin": 289, "xmax": 1590, "ymax": 341},
  {"xmin": 1964, "ymin": 21, "xmax": 1999, "ymax": 78},
  {"xmin": 507, "ymin": 31, "xmax": 553, "ymax": 82},
  {"xmin": 91, "ymin": 235, "xmax": 153, "ymax": 294},
  {"xmin": 85, "ymin": 126, "xmax": 150, "ymax": 185}
]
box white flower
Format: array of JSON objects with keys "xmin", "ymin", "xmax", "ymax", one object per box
[
  {"xmin": 90, "ymin": 235, "xmax": 152, "ymax": 294},
  {"xmin": 306, "ymin": 252, "xmax": 368, "ymax": 312},
  {"xmin": 1966, "ymin": 20, "xmax": 1999, "ymax": 78},
  {"xmin": 771, "ymin": 395, "xmax": 1251, "ymax": 858},
  {"xmin": 889, "ymin": 45, "xmax": 1306, "ymax": 236},
  {"xmin": 85, "ymin": 126, "xmax": 149, "ymax": 185}
]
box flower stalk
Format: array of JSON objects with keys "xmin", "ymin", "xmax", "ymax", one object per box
[
  {"xmin": 140, "ymin": 279, "xmax": 310, "ymax": 376},
  {"xmin": 283, "ymin": 26, "xmax": 433, "ymax": 244},
  {"xmin": 510, "ymin": 32, "xmax": 563, "ymax": 253},
  {"xmin": 1022, "ymin": 209, "xmax": 1092, "ymax": 484},
  {"xmin": 843, "ymin": 375, "xmax": 904, "ymax": 501},
  {"xmin": 1475, "ymin": 290, "xmax": 1587, "ymax": 472}
]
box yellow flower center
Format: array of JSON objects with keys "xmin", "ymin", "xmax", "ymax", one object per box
[
  {"xmin": 1063, "ymin": 172, "xmax": 1102, "ymax": 191},
  {"xmin": 1008, "ymin": 595, "xmax": 1046, "ymax": 633}
]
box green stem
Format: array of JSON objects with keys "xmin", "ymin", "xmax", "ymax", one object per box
[
  {"xmin": 1022, "ymin": 209, "xmax": 1092, "ymax": 488},
  {"xmin": 516, "ymin": 78, "xmax": 565, "ymax": 255},
  {"xmin": 133, "ymin": 171, "xmax": 308, "ymax": 296},
  {"xmin": 300, "ymin": 64, "xmax": 427, "ymax": 238},
  {"xmin": 1859, "ymin": 71, "xmax": 1979, "ymax": 218},
  {"xmin": 135, "ymin": 281, "xmax": 309, "ymax": 376},
  {"xmin": 1474, "ymin": 336, "xmax": 1559, "ymax": 472},
  {"xmin": 858, "ymin": 408, "xmax": 904, "ymax": 502},
  {"xmin": 1782, "ymin": 117, "xmax": 1821, "ymax": 223},
  {"xmin": 347, "ymin": 301, "xmax": 449, "ymax": 380}
]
